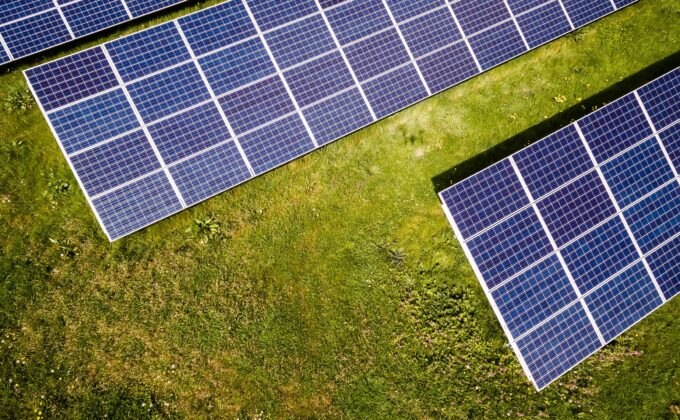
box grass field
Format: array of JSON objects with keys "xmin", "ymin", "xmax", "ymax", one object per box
[{"xmin": 1, "ymin": 0, "xmax": 680, "ymax": 417}]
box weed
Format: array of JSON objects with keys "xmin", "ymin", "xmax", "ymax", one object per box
[{"xmin": 4, "ymin": 89, "xmax": 34, "ymax": 112}]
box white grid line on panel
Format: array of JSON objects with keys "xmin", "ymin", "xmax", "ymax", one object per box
[
  {"xmin": 312, "ymin": 0, "xmax": 377, "ymax": 121},
  {"xmin": 459, "ymin": 117, "xmax": 680, "ymax": 243},
  {"xmin": 51, "ymin": 0, "xmax": 76, "ymax": 39},
  {"xmin": 508, "ymin": 156, "xmax": 607, "ymax": 345},
  {"xmin": 0, "ymin": 32, "xmax": 13, "ymax": 61},
  {"xmin": 556, "ymin": 0, "xmax": 576, "ymax": 29},
  {"xmin": 380, "ymin": 0, "xmax": 432, "ymax": 95},
  {"xmin": 242, "ymin": 0, "xmax": 319, "ymax": 148},
  {"xmin": 574, "ymin": 122, "xmax": 667, "ymax": 303},
  {"xmin": 444, "ymin": 1, "xmax": 483, "ymax": 72},
  {"xmin": 173, "ymin": 20, "xmax": 256, "ymax": 177},
  {"xmin": 441, "ymin": 202, "xmax": 537, "ymax": 388},
  {"xmin": 119, "ymin": 0, "xmax": 134, "ymax": 19},
  {"xmin": 502, "ymin": 0, "xmax": 531, "ymax": 50},
  {"xmin": 609, "ymin": 0, "xmax": 619, "ymax": 10},
  {"xmin": 485, "ymin": 171, "xmax": 680, "ymax": 295},
  {"xmin": 0, "ymin": 0, "xmax": 189, "ymax": 64},
  {"xmin": 101, "ymin": 44, "xmax": 188, "ymax": 209},
  {"xmin": 509, "ymin": 218, "xmax": 680, "ymax": 347},
  {"xmin": 22, "ymin": 69, "xmax": 112, "ymax": 241},
  {"xmin": 42, "ymin": 0, "xmax": 559, "ymax": 115},
  {"xmin": 634, "ymin": 91, "xmax": 680, "ymax": 179}
]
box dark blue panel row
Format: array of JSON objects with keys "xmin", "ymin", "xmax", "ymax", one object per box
[
  {"xmin": 516, "ymin": 1, "xmax": 572, "ymax": 48},
  {"xmin": 561, "ymin": 0, "xmax": 614, "ymax": 28},
  {"xmin": 467, "ymin": 207, "xmax": 553, "ymax": 290},
  {"xmin": 127, "ymin": 63, "xmax": 211, "ymax": 123},
  {"xmin": 325, "ymin": 0, "xmax": 391, "ymax": 45},
  {"xmin": 219, "ymin": 75, "xmax": 295, "ymax": 135},
  {"xmin": 585, "ymin": 262, "xmax": 662, "ymax": 342},
  {"xmin": 363, "ymin": 64, "xmax": 428, "ymax": 118},
  {"xmin": 0, "ymin": 0, "xmax": 186, "ymax": 63},
  {"xmin": 492, "ymin": 255, "xmax": 577, "ymax": 338},
  {"xmin": 441, "ymin": 159, "xmax": 529, "ymax": 240},
  {"xmin": 660, "ymin": 123, "xmax": 680, "ymax": 172},
  {"xmin": 303, "ymin": 88, "xmax": 374, "ymax": 146},
  {"xmin": 265, "ymin": 14, "xmax": 335, "ymax": 69},
  {"xmin": 0, "ymin": 0, "xmax": 53, "ymax": 25},
  {"xmin": 178, "ymin": 1, "xmax": 256, "ymax": 57},
  {"xmin": 468, "ymin": 21, "xmax": 527, "ymax": 70},
  {"xmin": 0, "ymin": 10, "xmax": 71, "ymax": 60},
  {"xmin": 386, "ymin": 0, "xmax": 440, "ymax": 22},
  {"xmin": 516, "ymin": 303, "xmax": 602, "ymax": 390}
]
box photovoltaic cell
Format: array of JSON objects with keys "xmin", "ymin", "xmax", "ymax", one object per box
[
  {"xmin": 440, "ymin": 66, "xmax": 680, "ymax": 390},
  {"xmin": 0, "ymin": 0, "xmax": 186, "ymax": 63},
  {"xmin": 26, "ymin": 0, "xmax": 634, "ymax": 240}
]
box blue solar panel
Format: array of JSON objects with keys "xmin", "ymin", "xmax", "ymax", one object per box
[
  {"xmin": 70, "ymin": 130, "xmax": 161, "ymax": 197},
  {"xmin": 647, "ymin": 235, "xmax": 680, "ymax": 300},
  {"xmin": 561, "ymin": 217, "xmax": 638, "ymax": 293},
  {"xmin": 92, "ymin": 171, "xmax": 183, "ymax": 240},
  {"xmin": 579, "ymin": 93, "xmax": 653, "ymax": 162},
  {"xmin": 49, "ymin": 88, "xmax": 139, "ymax": 155},
  {"xmin": 440, "ymin": 67, "xmax": 679, "ymax": 390},
  {"xmin": 147, "ymin": 103, "xmax": 233, "ymax": 164},
  {"xmin": 516, "ymin": 303, "xmax": 602, "ymax": 390},
  {"xmin": 492, "ymin": 255, "xmax": 577, "ymax": 338},
  {"xmin": 218, "ymin": 75, "xmax": 296, "ymax": 134},
  {"xmin": 468, "ymin": 21, "xmax": 527, "ymax": 70},
  {"xmin": 169, "ymin": 141, "xmax": 252, "ymax": 207},
  {"xmin": 515, "ymin": 2, "xmax": 573, "ymax": 48},
  {"xmin": 467, "ymin": 207, "xmax": 553, "ymax": 289},
  {"xmin": 514, "ymin": 125, "xmax": 593, "ymax": 200},
  {"xmin": 561, "ymin": 0, "xmax": 613, "ymax": 28},
  {"xmin": 0, "ymin": 0, "xmax": 186, "ymax": 63},
  {"xmin": 26, "ymin": 0, "xmax": 633, "ymax": 240},
  {"xmin": 62, "ymin": 0, "xmax": 129, "ymax": 38},
  {"xmin": 600, "ymin": 138, "xmax": 675, "ymax": 208},
  {"xmin": 584, "ymin": 262, "xmax": 663, "ymax": 342},
  {"xmin": 536, "ymin": 171, "xmax": 616, "ymax": 247}
]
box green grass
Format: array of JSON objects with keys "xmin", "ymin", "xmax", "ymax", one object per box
[{"xmin": 1, "ymin": 0, "xmax": 680, "ymax": 417}]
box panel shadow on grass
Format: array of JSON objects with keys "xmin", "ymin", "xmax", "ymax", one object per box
[{"xmin": 432, "ymin": 50, "xmax": 680, "ymax": 193}]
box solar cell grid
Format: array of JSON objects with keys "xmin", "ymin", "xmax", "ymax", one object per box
[
  {"xmin": 26, "ymin": 0, "xmax": 633, "ymax": 241},
  {"xmin": 0, "ymin": 0, "xmax": 186, "ymax": 63},
  {"xmin": 440, "ymin": 66, "xmax": 680, "ymax": 390}
]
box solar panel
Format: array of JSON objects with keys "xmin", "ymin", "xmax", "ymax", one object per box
[
  {"xmin": 0, "ymin": 0, "xmax": 187, "ymax": 64},
  {"xmin": 25, "ymin": 0, "xmax": 635, "ymax": 240},
  {"xmin": 439, "ymin": 66, "xmax": 680, "ymax": 390}
]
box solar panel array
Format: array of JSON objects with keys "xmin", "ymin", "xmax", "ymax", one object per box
[
  {"xmin": 0, "ymin": 0, "xmax": 186, "ymax": 64},
  {"xmin": 25, "ymin": 0, "xmax": 635, "ymax": 240},
  {"xmin": 439, "ymin": 67, "xmax": 680, "ymax": 390}
]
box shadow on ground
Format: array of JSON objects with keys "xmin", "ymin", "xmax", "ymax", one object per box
[{"xmin": 432, "ymin": 50, "xmax": 680, "ymax": 193}]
